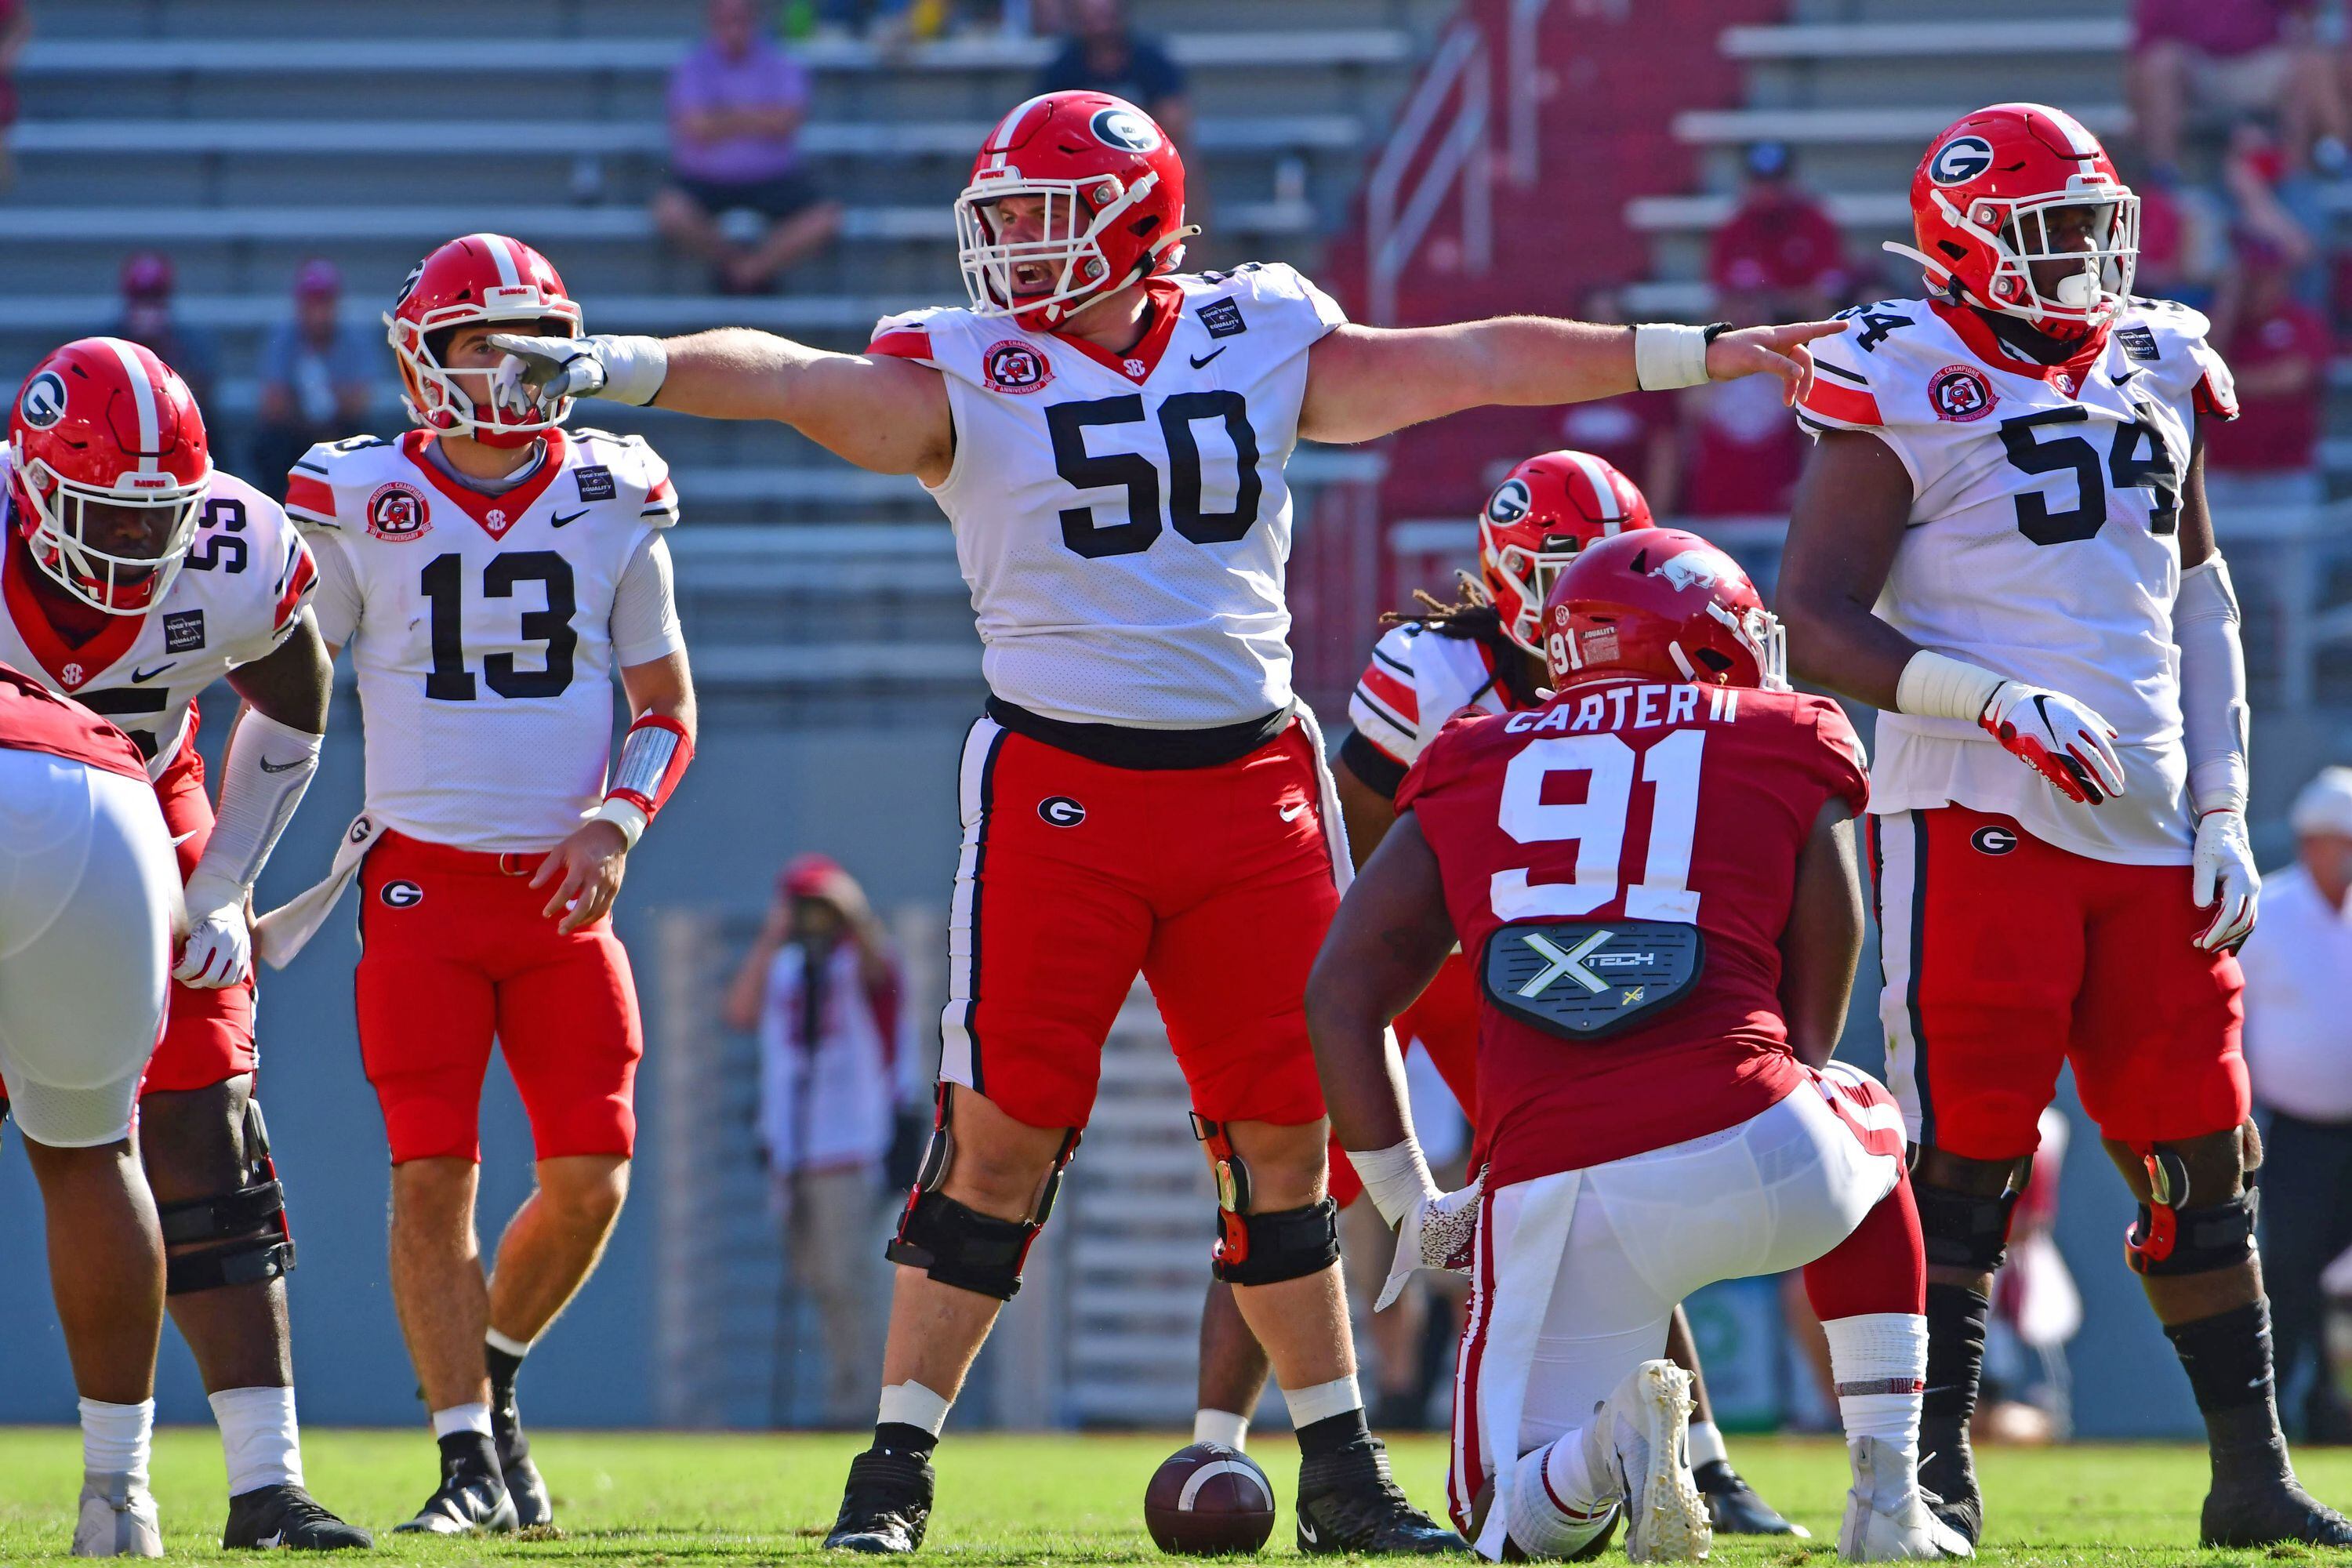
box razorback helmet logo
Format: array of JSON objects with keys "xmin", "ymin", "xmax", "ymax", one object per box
[{"xmin": 1542, "ymin": 529, "xmax": 1788, "ymax": 691}]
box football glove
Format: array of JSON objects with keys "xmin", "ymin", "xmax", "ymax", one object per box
[
  {"xmin": 488, "ymin": 332, "xmax": 669, "ymax": 408},
  {"xmin": 175, "ymin": 884, "xmax": 252, "ymax": 990},
  {"xmin": 1374, "ymin": 1174, "xmax": 1482, "ymax": 1312},
  {"xmin": 1978, "ymin": 681, "xmax": 2127, "ymax": 805},
  {"xmin": 2190, "ymin": 808, "xmax": 2260, "ymax": 953}
]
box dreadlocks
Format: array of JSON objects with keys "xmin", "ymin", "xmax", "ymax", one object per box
[{"xmin": 1381, "ymin": 571, "xmax": 1545, "ymax": 707}]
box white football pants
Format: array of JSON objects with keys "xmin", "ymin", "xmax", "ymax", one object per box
[{"xmin": 0, "ymin": 746, "xmax": 177, "ymax": 1148}]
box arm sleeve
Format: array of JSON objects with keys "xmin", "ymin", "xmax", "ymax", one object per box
[
  {"xmin": 612, "ymin": 531, "xmax": 686, "ymax": 667},
  {"xmin": 303, "ymin": 528, "xmax": 364, "ymax": 650}
]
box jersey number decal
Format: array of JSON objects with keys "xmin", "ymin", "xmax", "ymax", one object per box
[
  {"xmin": 1490, "ymin": 730, "xmax": 1707, "ymax": 922},
  {"xmin": 420, "ymin": 551, "xmax": 578, "ymax": 701},
  {"xmin": 1047, "ymin": 393, "xmax": 1264, "ymax": 559},
  {"xmin": 1998, "ymin": 405, "xmax": 2181, "ymax": 546},
  {"xmin": 184, "ymin": 497, "xmax": 248, "ymax": 574}
]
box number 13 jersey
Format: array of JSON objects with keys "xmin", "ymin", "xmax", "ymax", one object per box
[
  {"xmin": 1795, "ymin": 295, "xmax": 2239, "ymax": 865},
  {"xmin": 869, "ymin": 263, "xmax": 1346, "ymax": 730},
  {"xmin": 285, "ymin": 429, "xmax": 682, "ymax": 852}
]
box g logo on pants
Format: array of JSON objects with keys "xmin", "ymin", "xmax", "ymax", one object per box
[
  {"xmin": 1969, "ymin": 825, "xmax": 2018, "ymax": 856},
  {"xmin": 1038, "ymin": 796, "xmax": 1086, "ymax": 828},
  {"xmin": 380, "ymin": 879, "xmax": 426, "ymax": 908}
]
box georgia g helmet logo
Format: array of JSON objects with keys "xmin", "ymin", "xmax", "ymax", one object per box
[
  {"xmin": 1928, "ymin": 134, "xmax": 1996, "ymax": 187},
  {"xmin": 18, "ymin": 371, "xmax": 67, "ymax": 430},
  {"xmin": 1485, "ymin": 477, "xmax": 1533, "ymax": 526},
  {"xmin": 1090, "ymin": 106, "xmax": 1163, "ymax": 153}
]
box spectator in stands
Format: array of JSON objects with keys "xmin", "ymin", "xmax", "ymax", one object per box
[
  {"xmin": 107, "ymin": 252, "xmax": 217, "ymax": 410},
  {"xmin": 249, "ymin": 260, "xmax": 379, "ymax": 499},
  {"xmin": 724, "ymin": 854, "xmax": 911, "ymax": 1428},
  {"xmin": 2222, "ymin": 118, "xmax": 2329, "ymax": 305},
  {"xmin": 654, "ymin": 0, "xmax": 844, "ymax": 296},
  {"xmin": 1707, "ymin": 142, "xmax": 1848, "ymax": 322},
  {"xmin": 0, "ymin": 1, "xmax": 28, "ymax": 191},
  {"xmin": 2130, "ymin": 0, "xmax": 2348, "ymax": 181},
  {"xmin": 2205, "ymin": 234, "xmax": 2331, "ymax": 512},
  {"xmin": 1654, "ymin": 295, "xmax": 1804, "ymax": 520},
  {"xmin": 1036, "ymin": 0, "xmax": 1190, "ymax": 147},
  {"xmin": 2238, "ymin": 767, "xmax": 2352, "ymax": 1444}
]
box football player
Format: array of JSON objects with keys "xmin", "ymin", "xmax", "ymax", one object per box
[
  {"xmin": 0, "ymin": 666, "xmax": 180, "ymax": 1557},
  {"xmin": 2, "ymin": 341, "xmax": 368, "ymax": 1551},
  {"xmin": 1777, "ymin": 102, "xmax": 2352, "ymax": 1548},
  {"xmin": 256, "ymin": 234, "xmax": 696, "ymax": 1536},
  {"xmin": 490, "ymin": 90, "xmax": 1837, "ymax": 1554},
  {"xmin": 1312, "ymin": 532, "xmax": 1963, "ymax": 1563},
  {"xmin": 1194, "ymin": 450, "xmax": 1802, "ymax": 1537}
]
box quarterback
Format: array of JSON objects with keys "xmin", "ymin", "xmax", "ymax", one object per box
[
  {"xmin": 492, "ymin": 89, "xmax": 1836, "ymax": 1554},
  {"xmin": 1777, "ymin": 103, "xmax": 2351, "ymax": 1548}
]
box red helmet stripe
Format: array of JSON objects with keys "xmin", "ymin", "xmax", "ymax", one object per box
[
  {"xmin": 98, "ymin": 336, "xmax": 160, "ymax": 472},
  {"xmin": 1560, "ymin": 451, "xmax": 1622, "ymax": 522}
]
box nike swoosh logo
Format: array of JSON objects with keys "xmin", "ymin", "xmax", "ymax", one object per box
[
  {"xmin": 260, "ymin": 756, "xmax": 309, "ymax": 774},
  {"xmin": 550, "ymin": 509, "xmax": 590, "ymax": 528},
  {"xmin": 1189, "ymin": 347, "xmax": 1229, "ymax": 369},
  {"xmin": 1299, "ymin": 1521, "xmax": 1319, "ymax": 1545},
  {"xmin": 256, "ymin": 1533, "xmax": 285, "ymax": 1550},
  {"xmin": 2112, "ymin": 367, "xmax": 2142, "ymax": 384},
  {"xmin": 1279, "ymin": 802, "xmax": 1310, "ymax": 822},
  {"xmin": 130, "ymin": 662, "xmax": 173, "ymax": 683}
]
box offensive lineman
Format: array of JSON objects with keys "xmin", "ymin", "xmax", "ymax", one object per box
[
  {"xmin": 1312, "ymin": 532, "xmax": 1963, "ymax": 1562},
  {"xmin": 2, "ymin": 340, "xmax": 368, "ymax": 1551},
  {"xmin": 1777, "ymin": 103, "xmax": 2351, "ymax": 1548},
  {"xmin": 1197, "ymin": 450, "xmax": 1802, "ymax": 1539},
  {"xmin": 490, "ymin": 90, "xmax": 1838, "ymax": 1553},
  {"xmin": 257, "ymin": 234, "xmax": 697, "ymax": 1535}
]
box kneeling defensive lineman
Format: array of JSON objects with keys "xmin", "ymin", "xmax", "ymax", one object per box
[
  {"xmin": 1198, "ymin": 449, "xmax": 1804, "ymax": 1538},
  {"xmin": 1311, "ymin": 532, "xmax": 1966, "ymax": 1562},
  {"xmin": 1777, "ymin": 103, "xmax": 2352, "ymax": 1548},
  {"xmin": 490, "ymin": 90, "xmax": 1837, "ymax": 1554},
  {"xmin": 3, "ymin": 341, "xmax": 367, "ymax": 1550},
  {"xmin": 260, "ymin": 234, "xmax": 696, "ymax": 1535}
]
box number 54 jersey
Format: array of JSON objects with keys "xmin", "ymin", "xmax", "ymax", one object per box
[
  {"xmin": 1795, "ymin": 295, "xmax": 2238, "ymax": 866},
  {"xmin": 284, "ymin": 429, "xmax": 681, "ymax": 852}
]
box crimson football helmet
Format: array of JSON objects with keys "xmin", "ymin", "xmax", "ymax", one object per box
[
  {"xmin": 955, "ymin": 91, "xmax": 1195, "ymax": 329},
  {"xmin": 1479, "ymin": 450, "xmax": 1655, "ymax": 656},
  {"xmin": 1889, "ymin": 102, "xmax": 2138, "ymax": 341},
  {"xmin": 1541, "ymin": 529, "xmax": 1788, "ymax": 691},
  {"xmin": 387, "ymin": 233, "xmax": 583, "ymax": 446},
  {"xmin": 9, "ymin": 337, "xmax": 210, "ymax": 616}
]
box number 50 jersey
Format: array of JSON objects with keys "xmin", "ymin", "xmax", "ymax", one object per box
[
  {"xmin": 869, "ymin": 262, "xmax": 1345, "ymax": 730},
  {"xmin": 1795, "ymin": 295, "xmax": 2238, "ymax": 866},
  {"xmin": 285, "ymin": 429, "xmax": 681, "ymax": 852}
]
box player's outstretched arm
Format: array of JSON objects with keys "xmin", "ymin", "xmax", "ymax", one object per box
[
  {"xmin": 491, "ymin": 328, "xmax": 955, "ymax": 484},
  {"xmin": 532, "ymin": 648, "xmax": 699, "ymax": 935},
  {"xmin": 1297, "ymin": 316, "xmax": 1845, "ymax": 446},
  {"xmin": 1777, "ymin": 800, "xmax": 1864, "ymax": 1069}
]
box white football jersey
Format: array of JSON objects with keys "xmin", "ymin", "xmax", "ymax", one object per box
[
  {"xmin": 1795, "ymin": 296, "xmax": 2238, "ymax": 865},
  {"xmin": 869, "ymin": 263, "xmax": 1346, "ymax": 729},
  {"xmin": 0, "ymin": 452, "xmax": 315, "ymax": 779},
  {"xmin": 285, "ymin": 428, "xmax": 679, "ymax": 852},
  {"xmin": 1347, "ymin": 619, "xmax": 1530, "ymax": 775}
]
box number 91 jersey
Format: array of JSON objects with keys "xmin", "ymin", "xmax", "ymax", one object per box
[
  {"xmin": 869, "ymin": 262, "xmax": 1346, "ymax": 730},
  {"xmin": 1795, "ymin": 295, "xmax": 2238, "ymax": 865}
]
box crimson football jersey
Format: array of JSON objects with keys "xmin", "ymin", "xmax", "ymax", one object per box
[
  {"xmin": 0, "ymin": 660, "xmax": 147, "ymax": 782},
  {"xmin": 1398, "ymin": 679, "xmax": 1869, "ymax": 1186}
]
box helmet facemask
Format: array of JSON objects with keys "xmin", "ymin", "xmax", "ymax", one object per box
[
  {"xmin": 1906, "ymin": 183, "xmax": 2139, "ymax": 338},
  {"xmin": 10, "ymin": 457, "xmax": 205, "ymax": 616},
  {"xmin": 955, "ymin": 172, "xmax": 1181, "ymax": 328},
  {"xmin": 387, "ymin": 297, "xmax": 583, "ymax": 445},
  {"xmin": 1487, "ymin": 538, "xmax": 1584, "ymax": 655}
]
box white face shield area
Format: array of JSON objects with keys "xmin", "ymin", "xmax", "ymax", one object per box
[
  {"xmin": 1947, "ymin": 185, "xmax": 2140, "ymax": 329},
  {"xmin": 955, "ymin": 175, "xmax": 1152, "ymax": 323},
  {"xmin": 1491, "ymin": 540, "xmax": 1582, "ymax": 653},
  {"xmin": 18, "ymin": 461, "xmax": 205, "ymax": 616},
  {"xmin": 387, "ymin": 305, "xmax": 582, "ymax": 437}
]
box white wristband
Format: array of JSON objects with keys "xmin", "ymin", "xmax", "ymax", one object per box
[
  {"xmin": 595, "ymin": 335, "xmax": 670, "ymax": 406},
  {"xmin": 1895, "ymin": 649, "xmax": 2006, "ymax": 722},
  {"xmin": 1633, "ymin": 323, "xmax": 1713, "ymax": 391},
  {"xmin": 591, "ymin": 797, "xmax": 648, "ymax": 850},
  {"xmin": 1346, "ymin": 1140, "xmax": 1441, "ymax": 1229}
]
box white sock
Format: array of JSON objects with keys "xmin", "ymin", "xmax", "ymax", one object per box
[
  {"xmin": 430, "ymin": 1402, "xmax": 493, "ymax": 1440},
  {"xmin": 1546, "ymin": 1421, "xmax": 1617, "ymax": 1515},
  {"xmin": 1824, "ymin": 1312, "xmax": 1928, "ymax": 1497},
  {"xmin": 1194, "ymin": 1408, "xmax": 1250, "ymax": 1451},
  {"xmin": 1507, "ymin": 1439, "xmax": 1618, "ymax": 1557},
  {"xmin": 209, "ymin": 1385, "xmax": 303, "ymax": 1494},
  {"xmin": 1279, "ymin": 1374, "xmax": 1362, "ymax": 1428},
  {"xmin": 1686, "ymin": 1417, "xmax": 1728, "ymax": 1472},
  {"xmin": 485, "ymin": 1327, "xmax": 532, "ymax": 1359},
  {"xmin": 877, "ymin": 1380, "xmax": 950, "ymax": 1438},
  {"xmin": 79, "ymin": 1397, "xmax": 154, "ymax": 1487}
]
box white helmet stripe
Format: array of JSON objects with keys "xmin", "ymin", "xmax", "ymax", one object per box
[
  {"xmin": 1561, "ymin": 452, "xmax": 1622, "ymax": 521},
  {"xmin": 988, "ymin": 93, "xmax": 1058, "ymax": 153},
  {"xmin": 99, "ymin": 336, "xmax": 161, "ymax": 473},
  {"xmin": 479, "ymin": 233, "xmax": 523, "ymax": 287},
  {"xmin": 2031, "ymin": 103, "xmax": 2102, "ymax": 158}
]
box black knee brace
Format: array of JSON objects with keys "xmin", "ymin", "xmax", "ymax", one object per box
[
  {"xmin": 1914, "ymin": 1181, "xmax": 2020, "ymax": 1274},
  {"xmin": 882, "ymin": 1085, "xmax": 1077, "ymax": 1301},
  {"xmin": 159, "ymin": 1099, "xmax": 295, "ymax": 1296},
  {"xmin": 1193, "ymin": 1115, "xmax": 1342, "ymax": 1286},
  {"xmin": 2127, "ymin": 1146, "xmax": 2258, "ymax": 1276}
]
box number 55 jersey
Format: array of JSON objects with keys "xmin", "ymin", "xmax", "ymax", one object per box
[{"xmin": 1794, "ymin": 295, "xmax": 2237, "ymax": 865}]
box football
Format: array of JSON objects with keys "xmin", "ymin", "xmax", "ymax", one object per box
[{"xmin": 1142, "ymin": 1442, "xmax": 1277, "ymax": 1555}]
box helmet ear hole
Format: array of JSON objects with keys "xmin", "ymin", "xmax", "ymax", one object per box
[
  {"xmin": 1937, "ymin": 240, "xmax": 1968, "ymax": 262},
  {"xmin": 1694, "ymin": 648, "xmax": 1734, "ymax": 674}
]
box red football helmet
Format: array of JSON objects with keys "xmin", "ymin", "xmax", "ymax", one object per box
[
  {"xmin": 1891, "ymin": 103, "xmax": 2138, "ymax": 341},
  {"xmin": 1478, "ymin": 450, "xmax": 1655, "ymax": 655},
  {"xmin": 1541, "ymin": 529, "xmax": 1788, "ymax": 692},
  {"xmin": 386, "ymin": 233, "xmax": 583, "ymax": 446},
  {"xmin": 955, "ymin": 91, "xmax": 1194, "ymax": 329},
  {"xmin": 9, "ymin": 337, "xmax": 211, "ymax": 616}
]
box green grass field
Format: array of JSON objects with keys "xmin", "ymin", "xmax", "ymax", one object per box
[{"xmin": 2, "ymin": 1428, "xmax": 2348, "ymax": 1565}]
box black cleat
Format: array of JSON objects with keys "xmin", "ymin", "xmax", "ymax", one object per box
[
  {"xmin": 492, "ymin": 1389, "xmax": 552, "ymax": 1528},
  {"xmin": 1694, "ymin": 1459, "xmax": 1808, "ymax": 1538},
  {"xmin": 393, "ymin": 1440, "xmax": 517, "ymax": 1536},
  {"xmin": 1918, "ymin": 1424, "xmax": 1983, "ymax": 1547},
  {"xmin": 824, "ymin": 1446, "xmax": 935, "ymax": 1554},
  {"xmin": 1295, "ymin": 1436, "xmax": 1469, "ymax": 1555},
  {"xmin": 222, "ymin": 1483, "xmax": 374, "ymax": 1551},
  {"xmin": 2201, "ymin": 1479, "xmax": 2352, "ymax": 1547}
]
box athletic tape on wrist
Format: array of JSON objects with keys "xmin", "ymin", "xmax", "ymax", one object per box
[
  {"xmin": 1633, "ymin": 323, "xmax": 1713, "ymax": 391},
  {"xmin": 1895, "ymin": 650, "xmax": 2007, "ymax": 723},
  {"xmin": 1345, "ymin": 1140, "xmax": 1439, "ymax": 1229},
  {"xmin": 597, "ymin": 335, "xmax": 670, "ymax": 406}
]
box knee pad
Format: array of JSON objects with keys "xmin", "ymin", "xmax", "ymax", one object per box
[
  {"xmin": 2127, "ymin": 1146, "xmax": 2257, "ymax": 1276},
  {"xmin": 159, "ymin": 1099, "xmax": 295, "ymax": 1296},
  {"xmin": 1194, "ymin": 1114, "xmax": 1341, "ymax": 1286},
  {"xmin": 1912, "ymin": 1181, "xmax": 2020, "ymax": 1274},
  {"xmin": 882, "ymin": 1086, "xmax": 1076, "ymax": 1301}
]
